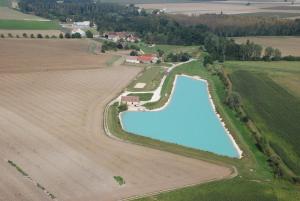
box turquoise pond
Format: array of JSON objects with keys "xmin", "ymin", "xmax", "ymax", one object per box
[{"xmin": 121, "ymin": 76, "xmax": 240, "ymax": 158}]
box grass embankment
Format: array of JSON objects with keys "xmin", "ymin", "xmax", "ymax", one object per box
[
  {"xmin": 107, "ymin": 60, "xmax": 300, "ymax": 201},
  {"xmin": 225, "ymin": 61, "xmax": 300, "ymax": 176},
  {"xmin": 134, "ymin": 42, "xmax": 201, "ymax": 58},
  {"xmin": 127, "ymin": 93, "xmax": 153, "ymax": 101},
  {"xmin": 127, "ymin": 67, "xmax": 165, "ymax": 91},
  {"xmin": 0, "ymin": 19, "xmax": 60, "ymax": 30}
]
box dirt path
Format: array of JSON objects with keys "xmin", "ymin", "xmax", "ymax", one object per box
[{"xmin": 0, "ymin": 40, "xmax": 234, "ymax": 201}]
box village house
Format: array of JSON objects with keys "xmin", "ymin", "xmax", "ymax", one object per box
[
  {"xmin": 104, "ymin": 32, "xmax": 140, "ymax": 42},
  {"xmin": 73, "ymin": 21, "xmax": 91, "ymax": 29},
  {"xmin": 126, "ymin": 56, "xmax": 139, "ymax": 64},
  {"xmin": 121, "ymin": 96, "xmax": 140, "ymax": 106},
  {"xmin": 125, "ymin": 54, "xmax": 159, "ymax": 64},
  {"xmin": 137, "ymin": 54, "xmax": 158, "ymax": 64}
]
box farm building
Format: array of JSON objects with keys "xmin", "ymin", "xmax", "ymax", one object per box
[
  {"xmin": 121, "ymin": 96, "xmax": 140, "ymax": 106},
  {"xmin": 73, "ymin": 21, "xmax": 90, "ymax": 29},
  {"xmin": 138, "ymin": 54, "xmax": 158, "ymax": 64},
  {"xmin": 126, "ymin": 56, "xmax": 139, "ymax": 64},
  {"xmin": 104, "ymin": 32, "xmax": 140, "ymax": 42}
]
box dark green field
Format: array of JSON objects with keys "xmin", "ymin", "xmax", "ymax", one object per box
[
  {"xmin": 0, "ymin": 19, "xmax": 60, "ymax": 30},
  {"xmin": 226, "ymin": 61, "xmax": 300, "ymax": 175}
]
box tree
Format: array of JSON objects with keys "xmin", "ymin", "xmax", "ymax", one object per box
[
  {"xmin": 22, "ymin": 33, "xmax": 28, "ymax": 38},
  {"xmin": 157, "ymin": 49, "xmax": 164, "ymax": 57},
  {"xmin": 226, "ymin": 92, "xmax": 241, "ymax": 109},
  {"xmin": 59, "ymin": 33, "xmax": 64, "ymax": 39},
  {"xmin": 274, "ymin": 48, "xmax": 282, "ymax": 61},
  {"xmin": 130, "ymin": 50, "xmax": 138, "ymax": 56},
  {"xmin": 8, "ymin": 33, "xmax": 13, "ymax": 38},
  {"xmin": 45, "ymin": 35, "xmax": 50, "ymax": 39},
  {"xmin": 0, "ymin": 34, "xmax": 4, "ymax": 38},
  {"xmin": 264, "ymin": 46, "xmax": 274, "ymax": 61},
  {"xmin": 37, "ymin": 33, "xmax": 43, "ymax": 38},
  {"xmin": 71, "ymin": 33, "xmax": 81, "ymax": 38},
  {"xmin": 65, "ymin": 32, "xmax": 71, "ymax": 39},
  {"xmin": 85, "ymin": 30, "xmax": 93, "ymax": 38},
  {"xmin": 30, "ymin": 33, "xmax": 35, "ymax": 38},
  {"xmin": 203, "ymin": 54, "xmax": 214, "ymax": 67}
]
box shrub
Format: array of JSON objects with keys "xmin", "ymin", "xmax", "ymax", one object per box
[
  {"xmin": 85, "ymin": 30, "xmax": 93, "ymax": 38},
  {"xmin": 59, "ymin": 33, "xmax": 64, "ymax": 39},
  {"xmin": 22, "ymin": 33, "xmax": 28, "ymax": 38},
  {"xmin": 65, "ymin": 32, "xmax": 71, "ymax": 39}
]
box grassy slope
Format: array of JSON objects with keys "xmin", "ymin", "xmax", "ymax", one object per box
[
  {"xmin": 107, "ymin": 60, "xmax": 300, "ymax": 201},
  {"xmin": 127, "ymin": 67, "xmax": 165, "ymax": 91},
  {"xmin": 136, "ymin": 42, "xmax": 200, "ymax": 56},
  {"xmin": 0, "ymin": 19, "xmax": 60, "ymax": 30},
  {"xmin": 127, "ymin": 93, "xmax": 153, "ymax": 101},
  {"xmin": 226, "ymin": 61, "xmax": 300, "ymax": 175}
]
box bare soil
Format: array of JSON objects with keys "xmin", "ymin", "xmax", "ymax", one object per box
[
  {"xmin": 138, "ymin": 1, "xmax": 300, "ymax": 15},
  {"xmin": 0, "ymin": 39, "xmax": 232, "ymax": 201},
  {"xmin": 233, "ymin": 36, "xmax": 300, "ymax": 56}
]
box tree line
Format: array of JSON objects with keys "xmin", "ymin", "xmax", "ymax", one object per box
[{"xmin": 18, "ymin": 0, "xmax": 300, "ymax": 62}]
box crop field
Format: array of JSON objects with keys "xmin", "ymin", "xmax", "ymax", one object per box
[
  {"xmin": 0, "ymin": 39, "xmax": 232, "ymax": 201},
  {"xmin": 137, "ymin": 1, "xmax": 300, "ymax": 15},
  {"xmin": 0, "ymin": 19, "xmax": 60, "ymax": 30},
  {"xmin": 233, "ymin": 36, "xmax": 300, "ymax": 56},
  {"xmin": 225, "ymin": 61, "xmax": 300, "ymax": 175},
  {"xmin": 0, "ymin": 7, "xmax": 45, "ymax": 20},
  {"xmin": 0, "ymin": 39, "xmax": 113, "ymax": 73}
]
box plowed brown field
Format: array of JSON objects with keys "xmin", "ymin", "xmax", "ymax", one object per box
[{"xmin": 0, "ymin": 39, "xmax": 232, "ymax": 201}]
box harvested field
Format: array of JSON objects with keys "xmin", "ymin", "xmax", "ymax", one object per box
[
  {"xmin": 0, "ymin": 39, "xmax": 232, "ymax": 201},
  {"xmin": 0, "ymin": 39, "xmax": 111, "ymax": 73},
  {"xmin": 233, "ymin": 36, "xmax": 300, "ymax": 56},
  {"xmin": 0, "ymin": 7, "xmax": 45, "ymax": 20},
  {"xmin": 138, "ymin": 1, "xmax": 300, "ymax": 15}
]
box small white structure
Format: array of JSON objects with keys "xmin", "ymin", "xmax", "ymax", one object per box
[
  {"xmin": 126, "ymin": 56, "xmax": 139, "ymax": 64},
  {"xmin": 121, "ymin": 96, "xmax": 140, "ymax": 106},
  {"xmin": 73, "ymin": 21, "xmax": 90, "ymax": 29},
  {"xmin": 71, "ymin": 28, "xmax": 86, "ymax": 37}
]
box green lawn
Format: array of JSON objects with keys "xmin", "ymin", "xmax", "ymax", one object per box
[
  {"xmin": 134, "ymin": 42, "xmax": 201, "ymax": 57},
  {"xmin": 0, "ymin": 0, "xmax": 8, "ymax": 7},
  {"xmin": 127, "ymin": 67, "xmax": 165, "ymax": 91},
  {"xmin": 225, "ymin": 61, "xmax": 300, "ymax": 175},
  {"xmin": 0, "ymin": 19, "xmax": 60, "ymax": 30},
  {"xmin": 107, "ymin": 60, "xmax": 300, "ymax": 201},
  {"xmin": 127, "ymin": 93, "xmax": 153, "ymax": 101}
]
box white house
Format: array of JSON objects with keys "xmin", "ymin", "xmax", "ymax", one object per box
[
  {"xmin": 73, "ymin": 21, "xmax": 90, "ymax": 29},
  {"xmin": 121, "ymin": 96, "xmax": 140, "ymax": 106},
  {"xmin": 126, "ymin": 56, "xmax": 139, "ymax": 64}
]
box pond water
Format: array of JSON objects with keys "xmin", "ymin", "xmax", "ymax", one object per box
[{"xmin": 120, "ymin": 75, "xmax": 240, "ymax": 158}]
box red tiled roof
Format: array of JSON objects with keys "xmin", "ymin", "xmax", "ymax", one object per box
[
  {"xmin": 138, "ymin": 55, "xmax": 154, "ymax": 62},
  {"xmin": 121, "ymin": 96, "xmax": 140, "ymax": 102}
]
